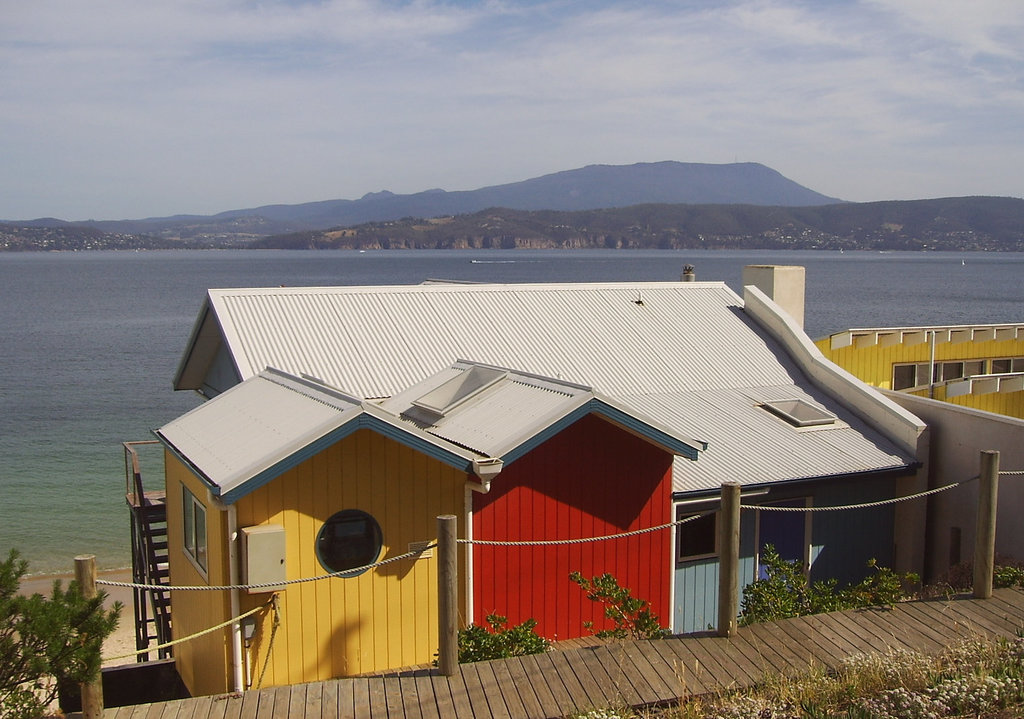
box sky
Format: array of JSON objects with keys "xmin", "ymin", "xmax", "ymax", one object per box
[{"xmin": 2, "ymin": 0, "xmax": 1023, "ymax": 221}]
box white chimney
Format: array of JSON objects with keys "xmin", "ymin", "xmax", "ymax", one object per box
[{"xmin": 742, "ymin": 265, "xmax": 805, "ymax": 328}]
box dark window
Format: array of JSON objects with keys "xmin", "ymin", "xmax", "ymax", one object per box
[
  {"xmin": 676, "ymin": 509, "xmax": 717, "ymax": 562},
  {"xmin": 892, "ymin": 364, "xmax": 917, "ymax": 390},
  {"xmin": 316, "ymin": 510, "xmax": 383, "ymax": 576}
]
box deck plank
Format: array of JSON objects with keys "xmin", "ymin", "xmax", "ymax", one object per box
[
  {"xmin": 622, "ymin": 640, "xmax": 680, "ymax": 701},
  {"xmin": 349, "ymin": 678, "xmax": 371, "ymax": 719},
  {"xmin": 900, "ymin": 599, "xmax": 980, "ymax": 642},
  {"xmin": 723, "ymin": 630, "xmax": 795, "ymax": 678},
  {"xmin": 409, "ymin": 674, "xmax": 437, "ymax": 719},
  {"xmin": 945, "ymin": 595, "xmax": 1023, "ymax": 635},
  {"xmin": 880, "ymin": 604, "xmax": 959, "ymax": 651},
  {"xmin": 972, "ymin": 592, "xmax": 1024, "ymax": 626},
  {"xmin": 654, "ymin": 636, "xmax": 713, "ymax": 695},
  {"xmin": 770, "ymin": 614, "xmax": 845, "ymax": 669},
  {"xmin": 546, "ymin": 648, "xmax": 598, "ymax": 711},
  {"xmin": 459, "ymin": 662, "xmax": 495, "ymax": 719},
  {"xmin": 103, "ymin": 592, "xmax": 1024, "ymax": 719},
  {"xmin": 382, "ymin": 676, "xmax": 406, "ymax": 719},
  {"xmin": 583, "ymin": 643, "xmax": 651, "ymax": 707},
  {"xmin": 501, "ymin": 656, "xmax": 546, "ymax": 719},
  {"xmin": 366, "ymin": 678, "xmax": 387, "ymax": 719},
  {"xmin": 428, "ymin": 673, "xmax": 457, "ymax": 719},
  {"xmin": 519, "ymin": 653, "xmax": 578, "ymax": 717},
  {"xmin": 319, "ymin": 680, "xmax": 340, "ymax": 719},
  {"xmin": 485, "ymin": 658, "xmax": 531, "ymax": 719}
]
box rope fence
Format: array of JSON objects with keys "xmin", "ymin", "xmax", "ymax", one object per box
[
  {"xmin": 105, "ymin": 599, "xmax": 272, "ymax": 662},
  {"xmin": 98, "ymin": 469, "xmax": 1020, "ymax": 594},
  {"xmin": 94, "ymin": 459, "xmax": 1017, "ymax": 663}
]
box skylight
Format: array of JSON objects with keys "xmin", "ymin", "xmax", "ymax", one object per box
[
  {"xmin": 761, "ymin": 399, "xmax": 836, "ymax": 427},
  {"xmin": 411, "ymin": 365, "xmax": 507, "ymax": 416}
]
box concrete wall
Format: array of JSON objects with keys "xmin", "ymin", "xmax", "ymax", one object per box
[{"xmin": 884, "ymin": 390, "xmax": 1024, "ymax": 581}]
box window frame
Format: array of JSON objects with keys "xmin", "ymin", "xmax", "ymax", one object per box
[
  {"xmin": 182, "ymin": 486, "xmax": 208, "ymax": 576},
  {"xmin": 675, "ymin": 506, "xmax": 718, "ymax": 563},
  {"xmin": 315, "ymin": 509, "xmax": 384, "ymax": 577}
]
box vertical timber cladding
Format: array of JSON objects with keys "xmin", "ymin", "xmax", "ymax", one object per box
[
  {"xmin": 163, "ymin": 450, "xmax": 233, "ymax": 698},
  {"xmin": 472, "ymin": 414, "xmax": 674, "ymax": 641},
  {"xmin": 232, "ymin": 429, "xmax": 467, "ymax": 686}
]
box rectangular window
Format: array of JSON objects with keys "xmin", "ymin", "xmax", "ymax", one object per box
[
  {"xmin": 992, "ymin": 358, "xmax": 1024, "ymax": 374},
  {"xmin": 182, "ymin": 486, "xmax": 208, "ymax": 572},
  {"xmin": 894, "ymin": 360, "xmax": 990, "ymax": 390},
  {"xmin": 676, "ymin": 507, "xmax": 717, "ymax": 562}
]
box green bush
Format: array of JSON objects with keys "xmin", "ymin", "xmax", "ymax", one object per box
[
  {"xmin": 994, "ymin": 564, "xmax": 1024, "ymax": 589},
  {"xmin": 569, "ymin": 572, "xmax": 670, "ymax": 640},
  {"xmin": 1, "ymin": 550, "xmax": 121, "ymax": 719},
  {"xmin": 740, "ymin": 545, "xmax": 917, "ymax": 626},
  {"xmin": 453, "ymin": 614, "xmax": 550, "ymax": 663}
]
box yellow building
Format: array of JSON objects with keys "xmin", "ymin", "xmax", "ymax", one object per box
[
  {"xmin": 816, "ymin": 324, "xmax": 1024, "ymax": 418},
  {"xmin": 158, "ymin": 371, "xmax": 473, "ymax": 696}
]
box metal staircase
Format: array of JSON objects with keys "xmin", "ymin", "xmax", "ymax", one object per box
[{"xmin": 124, "ymin": 441, "xmax": 172, "ymax": 661}]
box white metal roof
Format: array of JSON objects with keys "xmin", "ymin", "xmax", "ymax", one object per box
[
  {"xmin": 381, "ymin": 361, "xmax": 704, "ymax": 461},
  {"xmin": 176, "ymin": 282, "xmax": 792, "ymax": 399},
  {"xmin": 170, "ymin": 280, "xmax": 918, "ymax": 492},
  {"xmin": 623, "ymin": 385, "xmax": 911, "ymax": 494},
  {"xmin": 157, "ymin": 364, "xmax": 704, "ymax": 503},
  {"xmin": 156, "ymin": 368, "xmax": 482, "ymax": 503}
]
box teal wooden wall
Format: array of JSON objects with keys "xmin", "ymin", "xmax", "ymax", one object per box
[{"xmin": 672, "ymin": 474, "xmax": 897, "ymax": 634}]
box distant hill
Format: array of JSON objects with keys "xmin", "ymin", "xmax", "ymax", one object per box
[
  {"xmin": 6, "ymin": 162, "xmax": 841, "ymax": 241},
  {"xmin": 252, "ymin": 197, "xmax": 1024, "ymax": 253}
]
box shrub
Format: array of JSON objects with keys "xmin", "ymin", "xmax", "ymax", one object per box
[
  {"xmin": 569, "ymin": 572, "xmax": 670, "ymax": 640},
  {"xmin": 452, "ymin": 614, "xmax": 550, "ymax": 663},
  {"xmin": 740, "ymin": 545, "xmax": 917, "ymax": 626},
  {"xmin": 1, "ymin": 550, "xmax": 121, "ymax": 719}
]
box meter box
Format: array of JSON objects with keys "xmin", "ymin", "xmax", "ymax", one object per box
[{"xmin": 240, "ymin": 524, "xmax": 286, "ymax": 593}]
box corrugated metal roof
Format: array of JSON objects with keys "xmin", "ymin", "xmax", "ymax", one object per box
[
  {"xmin": 381, "ymin": 361, "xmax": 704, "ymax": 461},
  {"xmin": 157, "ymin": 369, "xmax": 365, "ymax": 498},
  {"xmin": 171, "ymin": 281, "xmax": 917, "ymax": 491},
  {"xmin": 181, "ymin": 282, "xmax": 792, "ymax": 399},
  {"xmin": 622, "ymin": 385, "xmax": 911, "ymax": 494}
]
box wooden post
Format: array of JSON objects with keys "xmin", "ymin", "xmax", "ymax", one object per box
[
  {"xmin": 717, "ymin": 482, "xmax": 741, "ymax": 638},
  {"xmin": 74, "ymin": 555, "xmax": 104, "ymax": 719},
  {"xmin": 973, "ymin": 450, "xmax": 999, "ymax": 599},
  {"xmin": 437, "ymin": 514, "xmax": 459, "ymax": 676}
]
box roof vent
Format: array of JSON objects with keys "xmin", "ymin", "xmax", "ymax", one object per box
[
  {"xmin": 761, "ymin": 399, "xmax": 836, "ymax": 428},
  {"xmin": 412, "ymin": 365, "xmax": 507, "ymax": 417}
]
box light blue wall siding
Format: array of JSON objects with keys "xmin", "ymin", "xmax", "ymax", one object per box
[{"xmin": 672, "ymin": 474, "xmax": 898, "ymax": 634}]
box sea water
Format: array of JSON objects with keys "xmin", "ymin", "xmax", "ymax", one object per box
[{"xmin": 2, "ymin": 248, "xmax": 1023, "ymax": 574}]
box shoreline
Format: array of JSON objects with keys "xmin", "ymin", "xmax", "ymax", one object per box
[{"xmin": 18, "ymin": 568, "xmax": 138, "ymax": 667}]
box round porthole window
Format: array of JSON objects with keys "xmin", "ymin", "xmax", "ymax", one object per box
[{"xmin": 315, "ymin": 509, "xmax": 383, "ymax": 576}]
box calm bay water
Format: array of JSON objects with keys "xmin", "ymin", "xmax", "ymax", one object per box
[{"xmin": 2, "ymin": 248, "xmax": 1023, "ymax": 575}]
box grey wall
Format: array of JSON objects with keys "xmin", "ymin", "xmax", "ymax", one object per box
[{"xmin": 884, "ymin": 390, "xmax": 1024, "ymax": 581}]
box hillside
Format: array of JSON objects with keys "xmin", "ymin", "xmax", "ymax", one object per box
[
  {"xmin": 253, "ymin": 196, "xmax": 1024, "ymax": 252},
  {"xmin": 7, "ymin": 162, "xmax": 840, "ymax": 242}
]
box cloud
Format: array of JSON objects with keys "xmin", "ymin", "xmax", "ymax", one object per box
[{"xmin": 1, "ymin": 0, "xmax": 1022, "ymax": 219}]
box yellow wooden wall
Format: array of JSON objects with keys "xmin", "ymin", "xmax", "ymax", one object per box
[
  {"xmin": 164, "ymin": 451, "xmax": 233, "ymax": 697},
  {"xmin": 166, "ymin": 430, "xmax": 468, "ymax": 696},
  {"xmin": 233, "ymin": 429, "xmax": 467, "ymax": 687},
  {"xmin": 816, "ymin": 335, "xmax": 1024, "ymax": 418}
]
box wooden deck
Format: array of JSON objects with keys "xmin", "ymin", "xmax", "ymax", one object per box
[{"xmin": 97, "ymin": 588, "xmax": 1024, "ymax": 719}]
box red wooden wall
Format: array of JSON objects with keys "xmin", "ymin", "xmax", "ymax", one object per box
[{"xmin": 471, "ymin": 413, "xmax": 674, "ymax": 641}]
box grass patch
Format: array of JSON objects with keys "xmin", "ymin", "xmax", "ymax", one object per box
[{"xmin": 567, "ymin": 635, "xmax": 1024, "ymax": 719}]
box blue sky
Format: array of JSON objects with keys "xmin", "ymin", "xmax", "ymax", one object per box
[{"xmin": 2, "ymin": 0, "xmax": 1022, "ymax": 220}]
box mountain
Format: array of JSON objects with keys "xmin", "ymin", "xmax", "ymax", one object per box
[
  {"xmin": 6, "ymin": 162, "xmax": 841, "ymax": 240},
  {"xmin": 252, "ymin": 197, "xmax": 1024, "ymax": 253},
  {"xmin": 205, "ymin": 161, "xmax": 841, "ymax": 228}
]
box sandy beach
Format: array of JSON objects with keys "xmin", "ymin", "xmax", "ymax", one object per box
[{"xmin": 18, "ymin": 568, "xmax": 139, "ymax": 667}]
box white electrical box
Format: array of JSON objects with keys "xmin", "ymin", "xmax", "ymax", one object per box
[{"xmin": 240, "ymin": 524, "xmax": 286, "ymax": 593}]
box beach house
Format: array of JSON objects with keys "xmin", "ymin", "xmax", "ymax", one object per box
[{"xmin": 158, "ymin": 266, "xmax": 927, "ymax": 695}]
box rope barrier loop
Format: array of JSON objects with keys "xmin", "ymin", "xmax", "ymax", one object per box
[{"xmin": 106, "ymin": 598, "xmax": 273, "ymax": 661}]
